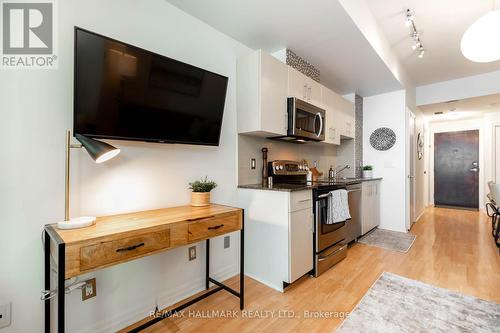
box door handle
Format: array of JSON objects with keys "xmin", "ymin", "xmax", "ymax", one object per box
[{"xmin": 315, "ymin": 112, "xmax": 323, "ymax": 138}]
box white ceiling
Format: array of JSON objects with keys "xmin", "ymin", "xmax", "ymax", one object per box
[
  {"xmin": 165, "ymin": 0, "xmax": 402, "ymax": 96},
  {"xmin": 366, "ymin": 0, "xmax": 500, "ymax": 86},
  {"xmin": 419, "ymin": 93, "xmax": 500, "ymax": 122}
]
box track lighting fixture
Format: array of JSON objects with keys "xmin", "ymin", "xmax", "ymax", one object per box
[{"xmin": 404, "ymin": 8, "xmax": 425, "ymax": 59}]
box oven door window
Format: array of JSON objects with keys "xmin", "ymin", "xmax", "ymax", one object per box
[
  {"xmin": 318, "ymin": 197, "xmax": 345, "ymax": 233},
  {"xmin": 317, "ymin": 196, "xmax": 346, "ymax": 251}
]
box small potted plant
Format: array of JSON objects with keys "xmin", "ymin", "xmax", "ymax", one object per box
[
  {"xmin": 362, "ymin": 165, "xmax": 373, "ymax": 178},
  {"xmin": 189, "ymin": 176, "xmax": 217, "ymax": 207}
]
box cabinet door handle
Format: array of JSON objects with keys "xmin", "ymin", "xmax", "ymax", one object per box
[
  {"xmin": 116, "ymin": 242, "xmax": 145, "ymax": 252},
  {"xmin": 208, "ymin": 224, "xmax": 224, "ymax": 230},
  {"xmin": 308, "ymin": 87, "xmax": 312, "ymax": 101},
  {"xmin": 298, "ymin": 198, "xmax": 312, "ymax": 203},
  {"xmin": 303, "ymin": 84, "xmax": 307, "ymax": 99}
]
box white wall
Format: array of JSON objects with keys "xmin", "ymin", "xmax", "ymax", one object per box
[
  {"xmin": 363, "ymin": 90, "xmax": 408, "ymax": 232},
  {"xmin": 483, "ymin": 113, "xmax": 500, "ymax": 192},
  {"xmin": 416, "ymin": 70, "xmax": 500, "ymax": 106},
  {"xmin": 338, "ymin": 0, "xmax": 412, "ymax": 89},
  {"xmin": 428, "ymin": 119, "xmax": 485, "ymax": 210},
  {"xmin": 0, "ymin": 1, "xmax": 253, "ymax": 332},
  {"xmin": 414, "ymin": 109, "xmax": 429, "ymax": 219}
]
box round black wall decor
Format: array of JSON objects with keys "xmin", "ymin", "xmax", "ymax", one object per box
[{"xmin": 370, "ymin": 127, "xmax": 396, "ymax": 151}]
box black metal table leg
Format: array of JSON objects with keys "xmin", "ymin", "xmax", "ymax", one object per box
[
  {"xmin": 206, "ymin": 238, "xmax": 210, "ymax": 290},
  {"xmin": 240, "ymin": 211, "xmax": 244, "ymax": 310},
  {"xmin": 44, "ymin": 230, "xmax": 51, "ymax": 333},
  {"xmin": 57, "ymin": 242, "xmax": 66, "ymax": 333}
]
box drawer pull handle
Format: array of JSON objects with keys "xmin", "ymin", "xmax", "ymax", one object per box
[
  {"xmin": 187, "ymin": 215, "xmax": 215, "ymax": 222},
  {"xmin": 318, "ymin": 244, "xmax": 347, "ymax": 262},
  {"xmin": 208, "ymin": 224, "xmax": 224, "ymax": 230},
  {"xmin": 116, "ymin": 242, "xmax": 145, "ymax": 252}
]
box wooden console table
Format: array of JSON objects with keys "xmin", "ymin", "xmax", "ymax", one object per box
[{"xmin": 43, "ymin": 204, "xmax": 244, "ymax": 333}]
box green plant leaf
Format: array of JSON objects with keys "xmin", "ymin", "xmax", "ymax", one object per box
[{"xmin": 188, "ymin": 176, "xmax": 218, "ymax": 192}]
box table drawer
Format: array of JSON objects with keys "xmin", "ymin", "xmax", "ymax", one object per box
[
  {"xmin": 80, "ymin": 228, "xmax": 171, "ymax": 271},
  {"xmin": 188, "ymin": 211, "xmax": 241, "ymax": 242}
]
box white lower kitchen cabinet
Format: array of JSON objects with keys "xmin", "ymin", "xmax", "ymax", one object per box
[
  {"xmin": 361, "ymin": 180, "xmax": 381, "ymax": 235},
  {"xmin": 238, "ymin": 189, "xmax": 313, "ymax": 292}
]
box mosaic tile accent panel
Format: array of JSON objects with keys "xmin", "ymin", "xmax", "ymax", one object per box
[
  {"xmin": 355, "ymin": 94, "xmax": 363, "ymax": 177},
  {"xmin": 286, "ymin": 49, "xmax": 320, "ymax": 82}
]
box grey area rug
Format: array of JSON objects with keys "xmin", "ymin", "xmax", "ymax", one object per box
[
  {"xmin": 337, "ymin": 272, "xmax": 500, "ymax": 333},
  {"xmin": 358, "ymin": 228, "xmax": 416, "ymax": 253}
]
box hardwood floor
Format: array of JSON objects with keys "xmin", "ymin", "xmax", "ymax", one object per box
[{"xmin": 123, "ymin": 207, "xmax": 500, "ymax": 333}]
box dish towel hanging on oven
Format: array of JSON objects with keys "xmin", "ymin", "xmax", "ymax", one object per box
[{"xmin": 327, "ymin": 189, "xmax": 351, "ymax": 224}]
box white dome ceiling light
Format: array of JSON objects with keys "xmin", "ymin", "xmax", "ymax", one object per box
[{"xmin": 461, "ymin": 2, "xmax": 500, "ymax": 63}]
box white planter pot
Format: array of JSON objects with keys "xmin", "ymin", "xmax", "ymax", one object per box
[{"xmin": 362, "ymin": 170, "xmax": 373, "ymax": 178}]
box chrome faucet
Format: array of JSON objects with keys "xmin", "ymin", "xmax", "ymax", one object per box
[{"xmin": 332, "ymin": 165, "xmax": 350, "ymax": 180}]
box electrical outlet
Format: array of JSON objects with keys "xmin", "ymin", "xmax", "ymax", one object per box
[
  {"xmin": 188, "ymin": 246, "xmax": 197, "ymax": 261},
  {"xmin": 251, "ymin": 158, "xmax": 256, "ymax": 170},
  {"xmin": 0, "ymin": 301, "xmax": 11, "ymax": 329},
  {"xmin": 224, "ymin": 236, "xmax": 230, "ymax": 249},
  {"xmin": 82, "ymin": 278, "xmax": 97, "ymax": 301}
]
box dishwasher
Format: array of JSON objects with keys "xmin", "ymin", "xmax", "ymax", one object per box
[{"xmin": 345, "ymin": 183, "xmax": 362, "ymax": 243}]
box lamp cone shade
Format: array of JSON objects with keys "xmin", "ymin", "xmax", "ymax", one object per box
[{"xmin": 75, "ymin": 134, "xmax": 120, "ymax": 163}]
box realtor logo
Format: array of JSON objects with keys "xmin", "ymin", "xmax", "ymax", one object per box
[{"xmin": 1, "ymin": 0, "xmax": 57, "ymax": 69}]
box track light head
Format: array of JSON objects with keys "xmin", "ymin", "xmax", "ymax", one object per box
[{"xmin": 405, "ymin": 9, "xmax": 415, "ymax": 26}]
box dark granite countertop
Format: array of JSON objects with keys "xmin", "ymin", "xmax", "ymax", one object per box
[
  {"xmin": 238, "ymin": 178, "xmax": 382, "ymax": 192},
  {"xmin": 237, "ymin": 183, "xmax": 316, "ymax": 192},
  {"xmin": 326, "ymin": 177, "xmax": 383, "ymax": 185}
]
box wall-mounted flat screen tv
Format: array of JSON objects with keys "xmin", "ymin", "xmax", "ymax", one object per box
[{"xmin": 74, "ymin": 27, "xmax": 228, "ymax": 146}]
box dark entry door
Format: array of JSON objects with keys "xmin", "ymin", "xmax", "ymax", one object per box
[{"xmin": 434, "ymin": 130, "xmax": 479, "ymax": 209}]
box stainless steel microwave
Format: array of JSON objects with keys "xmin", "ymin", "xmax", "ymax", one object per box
[{"xmin": 286, "ymin": 97, "xmax": 325, "ymax": 142}]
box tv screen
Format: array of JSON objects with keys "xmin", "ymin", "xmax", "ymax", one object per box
[{"xmin": 74, "ymin": 28, "xmax": 228, "ymax": 146}]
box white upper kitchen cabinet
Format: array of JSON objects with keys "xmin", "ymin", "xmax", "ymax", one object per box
[
  {"xmin": 287, "ymin": 67, "xmax": 322, "ymax": 106},
  {"xmin": 321, "ymin": 87, "xmax": 341, "ymax": 145},
  {"xmin": 237, "ymin": 50, "xmax": 288, "ymax": 136},
  {"xmin": 338, "ymin": 96, "xmax": 355, "ymax": 139}
]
